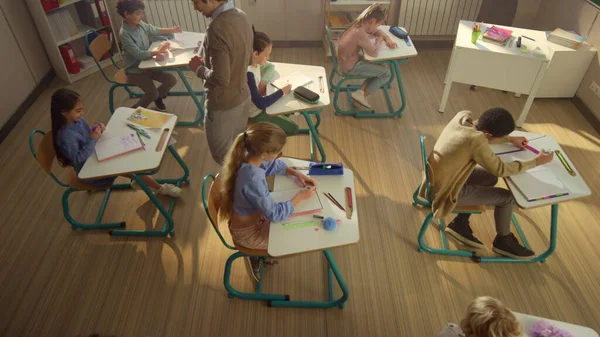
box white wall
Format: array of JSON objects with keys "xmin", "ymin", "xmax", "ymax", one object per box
[{"xmin": 0, "ymin": 0, "xmax": 51, "ymax": 129}]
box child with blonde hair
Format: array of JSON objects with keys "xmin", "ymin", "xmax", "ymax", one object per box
[
  {"xmin": 439, "ymin": 296, "xmax": 522, "ymax": 337},
  {"xmin": 337, "ymin": 3, "xmax": 397, "ymax": 109},
  {"xmin": 220, "ymin": 122, "xmax": 316, "ymax": 281}
]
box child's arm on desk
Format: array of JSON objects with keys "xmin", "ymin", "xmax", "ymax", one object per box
[
  {"xmin": 374, "ymin": 29, "xmax": 398, "ymax": 49},
  {"xmin": 160, "ymin": 26, "xmax": 182, "ymax": 35},
  {"xmin": 247, "ymin": 73, "xmax": 288, "ymax": 109}
]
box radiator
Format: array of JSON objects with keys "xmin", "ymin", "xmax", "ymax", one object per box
[
  {"xmin": 142, "ymin": 0, "xmax": 240, "ymax": 32},
  {"xmin": 398, "ymin": 0, "xmax": 483, "ymax": 36}
]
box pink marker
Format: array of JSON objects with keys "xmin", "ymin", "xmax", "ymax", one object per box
[{"xmin": 525, "ymin": 145, "xmax": 539, "ymax": 154}]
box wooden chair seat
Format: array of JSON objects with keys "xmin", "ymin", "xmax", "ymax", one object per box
[
  {"xmin": 453, "ymin": 205, "xmax": 487, "ymax": 213},
  {"xmin": 234, "ymin": 243, "xmax": 269, "ymax": 257},
  {"xmin": 66, "ymin": 169, "xmax": 111, "ymax": 191},
  {"xmin": 112, "ymin": 68, "xmax": 129, "ymax": 84}
]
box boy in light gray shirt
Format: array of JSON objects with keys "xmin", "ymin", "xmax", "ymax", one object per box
[{"xmin": 117, "ymin": 0, "xmax": 181, "ymax": 111}]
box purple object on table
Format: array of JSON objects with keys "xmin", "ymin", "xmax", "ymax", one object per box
[{"xmin": 530, "ymin": 320, "xmax": 575, "ymax": 337}]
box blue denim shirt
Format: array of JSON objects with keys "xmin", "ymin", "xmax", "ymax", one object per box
[
  {"xmin": 55, "ymin": 118, "xmax": 96, "ymax": 173},
  {"xmin": 211, "ymin": 1, "xmax": 234, "ymax": 20},
  {"xmin": 233, "ymin": 159, "xmax": 294, "ymax": 222}
]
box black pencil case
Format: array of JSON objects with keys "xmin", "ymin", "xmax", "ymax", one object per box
[
  {"xmin": 293, "ymin": 86, "xmax": 320, "ymax": 104},
  {"xmin": 308, "ymin": 162, "xmax": 344, "ymax": 175}
]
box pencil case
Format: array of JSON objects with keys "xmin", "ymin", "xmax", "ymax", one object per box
[
  {"xmin": 389, "ymin": 26, "xmax": 408, "ymax": 39},
  {"xmin": 294, "ymin": 86, "xmax": 320, "ymax": 104},
  {"xmin": 308, "ymin": 162, "xmax": 343, "ymax": 176}
]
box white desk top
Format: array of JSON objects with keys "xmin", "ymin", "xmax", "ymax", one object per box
[
  {"xmin": 139, "ymin": 31, "xmax": 205, "ymax": 70},
  {"xmin": 490, "ymin": 131, "xmax": 591, "ymax": 209},
  {"xmin": 364, "ymin": 25, "xmax": 418, "ymax": 61},
  {"xmin": 79, "ymin": 107, "xmax": 177, "ymax": 180},
  {"xmin": 457, "ymin": 20, "xmax": 550, "ymax": 62},
  {"xmin": 265, "ymin": 62, "xmax": 331, "ymax": 115},
  {"xmin": 268, "ymin": 158, "xmax": 359, "ymax": 257},
  {"xmin": 514, "ymin": 312, "xmax": 599, "ymax": 337}
]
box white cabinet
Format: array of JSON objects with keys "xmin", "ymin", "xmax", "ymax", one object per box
[
  {"xmin": 537, "ymin": 36, "xmax": 596, "ymax": 98},
  {"xmin": 239, "ymin": 0, "xmax": 323, "ymax": 41}
]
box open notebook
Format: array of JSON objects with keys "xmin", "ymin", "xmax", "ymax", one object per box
[
  {"xmin": 271, "ymin": 188, "xmax": 323, "ymax": 217},
  {"xmin": 508, "ymin": 166, "xmax": 569, "ymax": 201},
  {"xmin": 95, "ymin": 133, "xmax": 144, "ymax": 162},
  {"xmin": 271, "ymin": 72, "xmax": 312, "ymax": 90}
]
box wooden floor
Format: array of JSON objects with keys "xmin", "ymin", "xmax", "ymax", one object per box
[{"xmin": 1, "ymin": 47, "xmax": 599, "ymax": 337}]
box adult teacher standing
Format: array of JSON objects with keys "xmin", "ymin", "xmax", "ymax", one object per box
[{"xmin": 189, "ymin": 0, "xmax": 253, "ymax": 165}]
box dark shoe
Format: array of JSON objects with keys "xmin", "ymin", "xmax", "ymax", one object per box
[
  {"xmin": 244, "ymin": 257, "xmax": 262, "ymax": 282},
  {"xmin": 445, "ymin": 218, "xmax": 484, "ymax": 249},
  {"xmin": 154, "ymin": 97, "xmax": 167, "ymax": 111},
  {"xmin": 493, "ymin": 233, "xmax": 535, "ymax": 259},
  {"xmin": 263, "ymin": 258, "xmax": 279, "ymax": 266}
]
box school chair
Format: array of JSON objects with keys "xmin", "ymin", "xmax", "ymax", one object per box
[
  {"xmin": 202, "ymin": 174, "xmax": 291, "ymax": 304},
  {"xmin": 85, "ymin": 31, "xmax": 143, "ymax": 115},
  {"xmin": 324, "ymin": 25, "xmax": 396, "ymax": 117},
  {"xmin": 412, "ymin": 136, "xmax": 533, "ymax": 263},
  {"xmin": 29, "ymin": 130, "xmax": 130, "ymax": 230}
]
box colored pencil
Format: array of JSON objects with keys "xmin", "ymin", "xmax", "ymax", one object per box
[{"xmin": 323, "ymin": 192, "xmax": 345, "ymax": 212}]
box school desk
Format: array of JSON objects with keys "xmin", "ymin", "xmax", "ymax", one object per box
[
  {"xmin": 266, "ymin": 158, "xmax": 358, "ymax": 308},
  {"xmin": 138, "ymin": 31, "xmax": 205, "ymax": 127},
  {"xmin": 488, "ymin": 131, "xmax": 591, "ymax": 262},
  {"xmin": 440, "ymin": 21, "xmax": 550, "ymax": 127},
  {"xmin": 265, "ymin": 62, "xmax": 331, "ymax": 162},
  {"xmin": 514, "ymin": 312, "xmax": 599, "ymax": 337},
  {"xmin": 78, "ymin": 107, "xmax": 190, "ymax": 237},
  {"xmin": 341, "ymin": 25, "xmax": 417, "ymax": 118}
]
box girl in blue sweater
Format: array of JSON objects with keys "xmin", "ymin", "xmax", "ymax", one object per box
[
  {"xmin": 247, "ymin": 29, "xmax": 299, "ymax": 136},
  {"xmin": 220, "ymin": 122, "xmax": 316, "ymax": 281},
  {"xmin": 51, "ymin": 88, "xmax": 180, "ymax": 197}
]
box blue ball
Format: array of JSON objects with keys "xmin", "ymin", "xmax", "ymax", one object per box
[{"xmin": 323, "ymin": 217, "xmax": 336, "ymax": 231}]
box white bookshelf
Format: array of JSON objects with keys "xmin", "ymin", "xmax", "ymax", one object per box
[
  {"xmin": 323, "ymin": 0, "xmax": 391, "ymax": 57},
  {"xmin": 26, "ymin": 0, "xmax": 121, "ymax": 84}
]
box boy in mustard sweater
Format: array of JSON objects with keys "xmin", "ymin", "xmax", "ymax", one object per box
[{"xmin": 420, "ymin": 108, "xmax": 553, "ymax": 259}]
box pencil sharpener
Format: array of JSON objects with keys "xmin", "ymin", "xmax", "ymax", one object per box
[{"xmin": 516, "ymin": 37, "xmax": 522, "ymax": 48}]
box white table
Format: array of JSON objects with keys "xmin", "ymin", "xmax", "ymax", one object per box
[
  {"xmin": 139, "ymin": 32, "xmax": 205, "ymax": 70},
  {"xmin": 266, "ymin": 158, "xmax": 358, "ymax": 308},
  {"xmin": 488, "ymin": 131, "xmax": 591, "ymax": 262},
  {"xmin": 138, "ymin": 31, "xmax": 206, "ymax": 127},
  {"xmin": 363, "ymin": 25, "xmax": 418, "ymax": 62},
  {"xmin": 265, "ymin": 62, "xmax": 331, "ymax": 162},
  {"xmin": 335, "ymin": 25, "xmax": 417, "ymax": 118},
  {"xmin": 441, "ymin": 21, "xmax": 550, "ymax": 127},
  {"xmin": 268, "ymin": 158, "xmax": 359, "ymax": 257},
  {"xmin": 514, "ymin": 312, "xmax": 599, "ymax": 337},
  {"xmin": 79, "ymin": 107, "xmax": 190, "ymax": 237}
]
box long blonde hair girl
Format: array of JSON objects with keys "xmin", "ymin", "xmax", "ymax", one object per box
[
  {"xmin": 460, "ymin": 296, "xmax": 522, "ymax": 337},
  {"xmin": 220, "ymin": 122, "xmax": 287, "ymax": 220},
  {"xmin": 345, "ymin": 3, "xmax": 387, "ymax": 32}
]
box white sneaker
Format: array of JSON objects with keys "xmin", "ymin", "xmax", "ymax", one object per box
[
  {"xmin": 156, "ymin": 183, "xmax": 181, "ymax": 197},
  {"xmin": 351, "ymin": 90, "xmax": 372, "ymax": 109}
]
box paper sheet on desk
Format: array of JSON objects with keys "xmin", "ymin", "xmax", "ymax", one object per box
[
  {"xmin": 271, "ymin": 72, "xmax": 312, "ymax": 90},
  {"xmin": 95, "ymin": 133, "xmax": 144, "ymax": 162},
  {"xmin": 169, "ymin": 32, "xmax": 202, "ymax": 49},
  {"xmin": 508, "ymin": 166, "xmax": 568, "ymax": 201},
  {"xmin": 271, "ymin": 188, "xmax": 323, "ymax": 217}
]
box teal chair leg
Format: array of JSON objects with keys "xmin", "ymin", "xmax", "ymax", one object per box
[
  {"xmin": 223, "ymin": 251, "xmax": 289, "ymax": 302},
  {"xmin": 268, "ymin": 249, "xmax": 349, "ymax": 308},
  {"xmin": 63, "ymin": 186, "xmax": 128, "ymax": 230},
  {"xmin": 109, "ymin": 84, "xmax": 118, "ymax": 114},
  {"xmin": 417, "ymin": 211, "xmax": 476, "ymax": 258}
]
